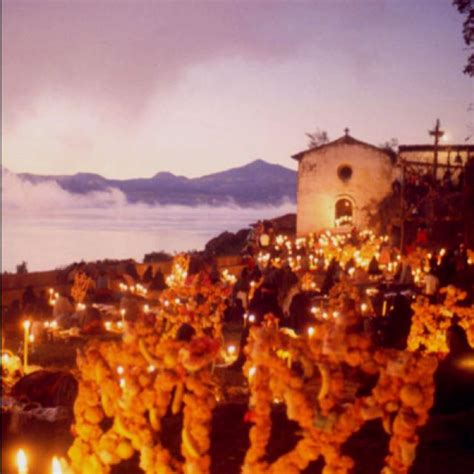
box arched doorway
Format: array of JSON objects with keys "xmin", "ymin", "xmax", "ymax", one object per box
[{"xmin": 335, "ymin": 198, "xmax": 353, "ymax": 226}]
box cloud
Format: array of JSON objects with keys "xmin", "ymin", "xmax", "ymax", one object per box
[
  {"xmin": 1, "ymin": 168, "xmax": 128, "ymax": 211},
  {"xmin": 1, "ymin": 168, "xmax": 296, "ymax": 272},
  {"xmin": 1, "ymin": 167, "xmax": 295, "ymax": 217},
  {"xmin": 2, "ymin": 1, "xmax": 311, "ymax": 125}
]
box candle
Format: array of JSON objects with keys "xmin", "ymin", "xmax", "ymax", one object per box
[
  {"xmin": 248, "ymin": 366, "xmax": 256, "ymax": 379},
  {"xmin": 22, "ymin": 320, "xmax": 31, "ymax": 371},
  {"xmin": 52, "ymin": 457, "xmax": 62, "ymax": 474},
  {"xmin": 16, "ymin": 449, "xmax": 28, "ymax": 474},
  {"xmin": 382, "ymin": 300, "xmax": 388, "ymax": 316},
  {"xmin": 120, "ymin": 309, "xmax": 126, "ymax": 325}
]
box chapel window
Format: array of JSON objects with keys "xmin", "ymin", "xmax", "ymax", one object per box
[
  {"xmin": 337, "ymin": 164, "xmax": 353, "ymax": 182},
  {"xmin": 335, "ymin": 198, "xmax": 353, "ymax": 226}
]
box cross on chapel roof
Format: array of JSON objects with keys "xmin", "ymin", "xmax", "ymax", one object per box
[{"xmin": 291, "ymin": 128, "xmax": 391, "ymax": 161}]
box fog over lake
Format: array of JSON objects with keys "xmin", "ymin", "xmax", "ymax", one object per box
[{"xmin": 2, "ymin": 171, "xmax": 294, "ymax": 272}]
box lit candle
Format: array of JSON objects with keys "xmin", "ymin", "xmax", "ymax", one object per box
[
  {"xmin": 307, "ymin": 326, "xmax": 315, "ymax": 337},
  {"xmin": 227, "ymin": 345, "xmax": 236, "ymax": 356},
  {"xmin": 120, "ymin": 309, "xmax": 126, "ymax": 325},
  {"xmin": 16, "ymin": 449, "xmax": 28, "ymax": 474},
  {"xmin": 382, "ymin": 300, "xmax": 388, "ymax": 316},
  {"xmin": 22, "ymin": 321, "xmax": 31, "ymax": 371},
  {"xmin": 52, "ymin": 457, "xmax": 62, "ymax": 474},
  {"xmin": 248, "ymin": 366, "xmax": 256, "ymax": 379}
]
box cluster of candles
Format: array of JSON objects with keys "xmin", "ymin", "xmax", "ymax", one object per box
[
  {"xmin": 48, "ymin": 288, "xmax": 60, "ymax": 307},
  {"xmin": 16, "ymin": 449, "xmax": 64, "ymax": 474},
  {"xmin": 243, "ymin": 313, "xmax": 256, "ymax": 324},
  {"xmin": 104, "ymin": 320, "xmax": 124, "ymax": 332},
  {"xmin": 221, "ymin": 269, "xmax": 237, "ymax": 284},
  {"xmin": 258, "ymin": 231, "xmax": 390, "ymax": 273},
  {"xmin": 165, "ymin": 263, "xmax": 188, "ymax": 287},
  {"xmin": 334, "ymin": 215, "xmax": 353, "ymax": 227},
  {"xmin": 118, "ymin": 282, "xmax": 148, "ymax": 296}
]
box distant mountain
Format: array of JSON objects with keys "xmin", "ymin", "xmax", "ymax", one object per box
[{"xmin": 12, "ymin": 160, "xmax": 297, "ymax": 206}]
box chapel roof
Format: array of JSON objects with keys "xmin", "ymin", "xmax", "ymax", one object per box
[{"xmin": 291, "ymin": 131, "xmax": 391, "ymax": 161}]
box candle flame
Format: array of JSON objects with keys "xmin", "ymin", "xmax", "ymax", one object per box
[
  {"xmin": 52, "ymin": 456, "xmax": 62, "ymax": 474},
  {"xmin": 16, "ymin": 449, "xmax": 28, "ymax": 473}
]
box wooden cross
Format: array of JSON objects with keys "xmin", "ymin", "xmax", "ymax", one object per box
[{"xmin": 429, "ymin": 119, "xmax": 444, "ymax": 178}]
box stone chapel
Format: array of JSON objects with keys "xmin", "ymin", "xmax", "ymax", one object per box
[{"xmin": 292, "ymin": 129, "xmax": 394, "ymax": 235}]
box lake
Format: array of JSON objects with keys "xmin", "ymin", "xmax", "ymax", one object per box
[{"xmin": 2, "ymin": 203, "xmax": 295, "ymax": 272}]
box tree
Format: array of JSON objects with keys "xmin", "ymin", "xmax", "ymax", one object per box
[
  {"xmin": 379, "ymin": 138, "xmax": 399, "ymax": 163},
  {"xmin": 16, "ymin": 261, "xmax": 28, "ymax": 274},
  {"xmin": 453, "ymin": 0, "xmax": 474, "ymax": 76},
  {"xmin": 305, "ymin": 128, "xmax": 329, "ymax": 148}
]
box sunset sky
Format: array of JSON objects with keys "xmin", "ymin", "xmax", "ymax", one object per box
[{"xmin": 2, "ymin": 0, "xmax": 473, "ymax": 179}]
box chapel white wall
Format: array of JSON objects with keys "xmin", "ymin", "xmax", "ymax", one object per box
[{"xmin": 296, "ymin": 143, "xmax": 393, "ymax": 235}]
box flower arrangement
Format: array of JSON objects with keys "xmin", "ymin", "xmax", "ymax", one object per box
[
  {"xmin": 242, "ymin": 285, "xmax": 438, "ymax": 474},
  {"xmin": 68, "ymin": 322, "xmax": 220, "ymax": 474},
  {"xmin": 408, "ymin": 285, "xmax": 474, "ymax": 353}
]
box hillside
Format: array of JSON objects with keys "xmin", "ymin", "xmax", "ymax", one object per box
[{"xmin": 12, "ymin": 160, "xmax": 297, "ymax": 206}]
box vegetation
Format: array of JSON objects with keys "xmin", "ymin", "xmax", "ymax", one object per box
[
  {"xmin": 453, "ymin": 0, "xmax": 474, "ymax": 76},
  {"xmin": 16, "ymin": 261, "xmax": 28, "ymax": 274},
  {"xmin": 305, "ymin": 128, "xmax": 330, "ymax": 148},
  {"xmin": 143, "ymin": 251, "xmax": 173, "ymax": 263}
]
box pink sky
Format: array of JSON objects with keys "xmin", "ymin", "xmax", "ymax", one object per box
[{"xmin": 2, "ymin": 0, "xmax": 473, "ymax": 178}]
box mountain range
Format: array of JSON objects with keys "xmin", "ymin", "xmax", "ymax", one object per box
[{"xmin": 8, "ymin": 159, "xmax": 297, "ymax": 206}]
